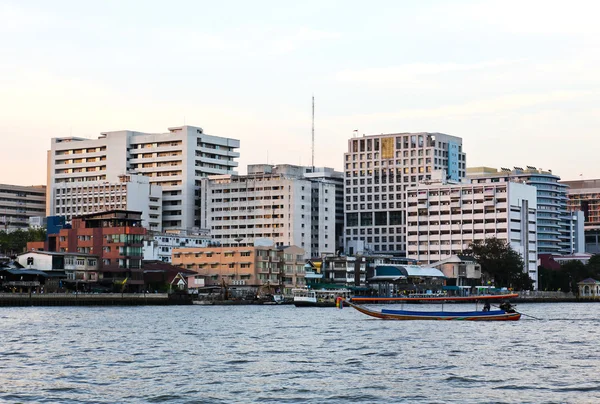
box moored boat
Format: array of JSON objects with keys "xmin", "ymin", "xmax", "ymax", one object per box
[
  {"xmin": 293, "ymin": 287, "xmax": 351, "ymax": 307},
  {"xmin": 340, "ymin": 295, "xmax": 521, "ymax": 321}
]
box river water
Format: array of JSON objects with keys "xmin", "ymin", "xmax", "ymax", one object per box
[{"xmin": 1, "ymin": 303, "xmax": 599, "ymax": 403}]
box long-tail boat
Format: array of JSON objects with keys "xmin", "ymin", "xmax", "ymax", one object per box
[{"xmin": 338, "ymin": 294, "xmax": 521, "ymax": 321}]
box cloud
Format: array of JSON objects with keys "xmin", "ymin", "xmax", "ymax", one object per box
[
  {"xmin": 424, "ymin": 0, "xmax": 600, "ymax": 36},
  {"xmin": 334, "ymin": 59, "xmax": 521, "ymax": 88},
  {"xmin": 271, "ymin": 27, "xmax": 341, "ymax": 53},
  {"xmin": 0, "ymin": 3, "xmax": 54, "ymax": 33},
  {"xmin": 326, "ymin": 90, "xmax": 595, "ymax": 123}
]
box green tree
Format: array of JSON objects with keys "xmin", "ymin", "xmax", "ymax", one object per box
[
  {"xmin": 466, "ymin": 237, "xmax": 533, "ymax": 291},
  {"xmin": 585, "ymin": 254, "xmax": 600, "ymax": 279},
  {"xmin": 561, "ymin": 260, "xmax": 590, "ymax": 294},
  {"xmin": 0, "ymin": 228, "xmax": 47, "ymax": 257}
]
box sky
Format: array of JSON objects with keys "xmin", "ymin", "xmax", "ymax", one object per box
[{"xmin": 1, "ymin": 0, "xmax": 599, "ymax": 185}]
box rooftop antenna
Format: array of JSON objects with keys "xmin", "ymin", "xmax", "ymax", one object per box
[{"xmin": 311, "ymin": 95, "xmax": 315, "ymax": 171}]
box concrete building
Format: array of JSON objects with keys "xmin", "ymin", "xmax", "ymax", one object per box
[
  {"xmin": 344, "ymin": 132, "xmax": 466, "ymax": 256},
  {"xmin": 562, "ymin": 179, "xmax": 600, "ymax": 253},
  {"xmin": 405, "ymin": 180, "xmax": 539, "ymax": 287},
  {"xmin": 17, "ymin": 251, "xmax": 100, "ymax": 283},
  {"xmin": 0, "ymin": 184, "xmax": 46, "ymax": 232},
  {"xmin": 430, "ymin": 255, "xmax": 482, "ymax": 287},
  {"xmin": 143, "ymin": 229, "xmax": 211, "ymax": 263},
  {"xmin": 47, "ymin": 125, "xmax": 240, "ymax": 231},
  {"xmin": 50, "ymin": 210, "xmax": 147, "ymax": 291},
  {"xmin": 52, "ymin": 174, "xmax": 163, "ymax": 231},
  {"xmin": 199, "ymin": 164, "xmax": 340, "ymax": 258},
  {"xmin": 172, "ymin": 244, "xmax": 306, "ymax": 295},
  {"xmin": 468, "ymin": 166, "xmax": 583, "ymax": 255}
]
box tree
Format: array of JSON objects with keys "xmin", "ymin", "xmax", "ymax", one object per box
[
  {"xmin": 561, "ymin": 260, "xmax": 591, "ymax": 294},
  {"xmin": 0, "ymin": 228, "xmax": 47, "ymax": 257},
  {"xmin": 466, "ymin": 237, "xmax": 533, "ymax": 291}
]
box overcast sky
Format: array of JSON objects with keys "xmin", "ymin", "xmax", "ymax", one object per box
[{"xmin": 1, "ymin": 0, "xmax": 599, "ymax": 185}]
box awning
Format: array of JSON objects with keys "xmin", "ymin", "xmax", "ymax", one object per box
[
  {"xmin": 375, "ymin": 265, "xmax": 446, "ymax": 279},
  {"xmin": 369, "ymin": 276, "xmax": 406, "ymax": 281}
]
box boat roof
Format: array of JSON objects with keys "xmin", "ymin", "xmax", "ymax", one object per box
[{"xmin": 351, "ymin": 294, "xmax": 519, "ymax": 302}]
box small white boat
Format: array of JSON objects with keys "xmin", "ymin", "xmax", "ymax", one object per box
[{"xmin": 292, "ymin": 287, "xmax": 351, "ymax": 307}]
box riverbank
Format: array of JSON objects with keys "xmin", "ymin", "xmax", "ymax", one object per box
[{"xmin": 0, "ymin": 292, "xmax": 192, "ymax": 306}]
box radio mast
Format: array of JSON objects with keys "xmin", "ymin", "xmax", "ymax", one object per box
[{"xmin": 311, "ymin": 95, "xmax": 315, "ymax": 171}]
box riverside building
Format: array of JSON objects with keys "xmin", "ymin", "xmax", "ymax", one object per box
[
  {"xmin": 405, "ymin": 177, "xmax": 539, "ymax": 288},
  {"xmin": 467, "ymin": 166, "xmax": 583, "ymax": 255},
  {"xmin": 0, "ymin": 184, "xmax": 46, "ymax": 232},
  {"xmin": 562, "ymin": 178, "xmax": 600, "ymax": 253},
  {"xmin": 343, "ymin": 132, "xmax": 466, "ymax": 255},
  {"xmin": 47, "ymin": 125, "xmax": 240, "ymax": 231},
  {"xmin": 172, "ymin": 244, "xmax": 306, "ymax": 295},
  {"xmin": 143, "ymin": 229, "xmax": 211, "ymax": 263},
  {"xmin": 198, "ymin": 164, "xmax": 340, "ymax": 258}
]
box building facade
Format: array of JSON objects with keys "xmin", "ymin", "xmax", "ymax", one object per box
[
  {"xmin": 199, "ymin": 164, "xmax": 339, "ymax": 258},
  {"xmin": 52, "ymin": 174, "xmax": 163, "ymax": 231},
  {"xmin": 47, "ymin": 125, "xmax": 240, "ymax": 231},
  {"xmin": 468, "ymin": 166, "xmax": 582, "ymax": 255},
  {"xmin": 143, "ymin": 229, "xmax": 211, "ymax": 263},
  {"xmin": 172, "ymin": 245, "xmax": 306, "ymax": 294},
  {"xmin": 405, "ymin": 180, "xmax": 539, "ymax": 287},
  {"xmin": 52, "ymin": 210, "xmax": 147, "ymax": 291},
  {"xmin": 17, "ymin": 251, "xmax": 101, "ymax": 283},
  {"xmin": 562, "ymin": 179, "xmax": 600, "ymax": 253},
  {"xmin": 344, "ymin": 132, "xmax": 466, "ymax": 255},
  {"xmin": 0, "ymin": 184, "xmax": 46, "ymax": 232}
]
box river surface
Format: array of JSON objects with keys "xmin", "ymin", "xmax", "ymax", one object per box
[{"xmin": 1, "ymin": 303, "xmax": 600, "ymax": 403}]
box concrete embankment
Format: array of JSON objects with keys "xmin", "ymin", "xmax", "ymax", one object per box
[{"xmin": 0, "ymin": 292, "xmax": 192, "ymax": 307}]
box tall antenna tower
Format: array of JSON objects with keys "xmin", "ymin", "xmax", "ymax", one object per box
[{"xmin": 311, "ymin": 95, "xmax": 315, "ymax": 171}]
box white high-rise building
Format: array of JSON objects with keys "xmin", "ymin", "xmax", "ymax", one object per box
[
  {"xmin": 344, "ymin": 132, "xmax": 466, "ymax": 255},
  {"xmin": 468, "ymin": 166, "xmax": 582, "ymax": 255},
  {"xmin": 405, "ymin": 179, "xmax": 539, "ymax": 288},
  {"xmin": 53, "ymin": 174, "xmax": 163, "ymax": 231},
  {"xmin": 47, "ymin": 125, "xmax": 240, "ymax": 231},
  {"xmin": 199, "ymin": 164, "xmax": 340, "ymax": 258}
]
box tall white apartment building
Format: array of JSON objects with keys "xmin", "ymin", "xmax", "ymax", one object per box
[
  {"xmin": 344, "ymin": 132, "xmax": 466, "ymax": 255},
  {"xmin": 199, "ymin": 164, "xmax": 339, "ymax": 258},
  {"xmin": 467, "ymin": 166, "xmax": 582, "ymax": 255},
  {"xmin": 47, "ymin": 125, "xmax": 240, "ymax": 230},
  {"xmin": 0, "ymin": 184, "xmax": 46, "ymax": 232},
  {"xmin": 405, "ymin": 180, "xmax": 539, "ymax": 287},
  {"xmin": 53, "ymin": 174, "xmax": 163, "ymax": 231}
]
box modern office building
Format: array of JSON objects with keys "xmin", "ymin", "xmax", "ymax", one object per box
[
  {"xmin": 562, "ymin": 178, "xmax": 600, "ymax": 253},
  {"xmin": 47, "ymin": 125, "xmax": 240, "ymax": 231},
  {"xmin": 0, "ymin": 184, "xmax": 46, "ymax": 232},
  {"xmin": 405, "ymin": 179, "xmax": 539, "ymax": 287},
  {"xmin": 52, "ymin": 174, "xmax": 163, "ymax": 231},
  {"xmin": 467, "ymin": 166, "xmax": 582, "ymax": 255},
  {"xmin": 198, "ymin": 164, "xmax": 340, "ymax": 258},
  {"xmin": 343, "ymin": 132, "xmax": 466, "ymax": 255}
]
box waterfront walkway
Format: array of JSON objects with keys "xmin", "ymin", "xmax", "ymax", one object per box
[{"xmin": 0, "ymin": 292, "xmax": 192, "ymax": 306}]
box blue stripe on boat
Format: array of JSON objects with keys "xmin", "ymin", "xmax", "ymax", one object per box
[{"xmin": 380, "ymin": 309, "xmax": 506, "ymax": 316}]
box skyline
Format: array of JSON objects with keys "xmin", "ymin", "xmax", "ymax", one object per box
[{"xmin": 2, "ymin": 0, "xmax": 600, "ymax": 185}]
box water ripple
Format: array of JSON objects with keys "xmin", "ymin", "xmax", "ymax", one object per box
[{"xmin": 1, "ymin": 303, "xmax": 600, "ymax": 403}]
